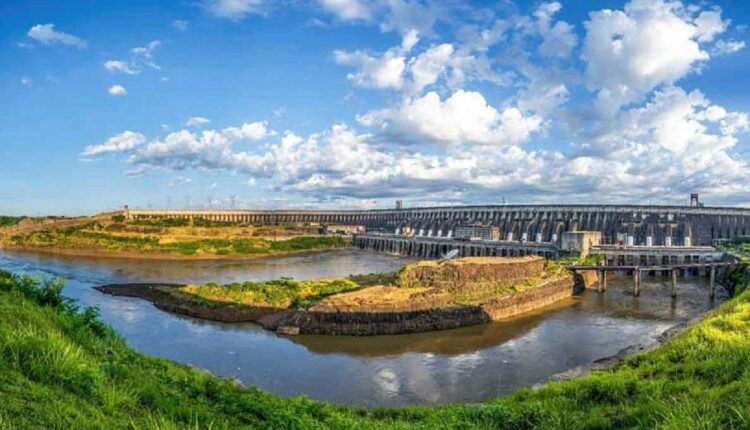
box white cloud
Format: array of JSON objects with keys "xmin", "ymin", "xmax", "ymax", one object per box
[
  {"xmin": 27, "ymin": 24, "xmax": 86, "ymax": 48},
  {"xmin": 82, "ymin": 131, "xmax": 146, "ymax": 156},
  {"xmin": 713, "ymin": 39, "xmax": 746, "ymax": 56},
  {"xmin": 185, "ymin": 116, "xmax": 211, "ymax": 127},
  {"xmin": 130, "ymin": 40, "xmax": 161, "ymax": 69},
  {"xmin": 408, "ymin": 43, "xmax": 453, "ymax": 93},
  {"xmin": 202, "ymin": 0, "xmax": 267, "ymax": 20},
  {"xmin": 582, "ymin": 0, "xmax": 727, "ymax": 114},
  {"xmin": 531, "ymin": 2, "xmax": 578, "ymax": 59},
  {"xmin": 335, "ymin": 49, "xmax": 406, "ymax": 89},
  {"xmin": 223, "ymin": 121, "xmax": 275, "ymax": 141},
  {"xmin": 108, "ymin": 85, "xmax": 127, "ymax": 96},
  {"xmin": 104, "ymin": 60, "xmax": 139, "ymax": 75},
  {"xmin": 318, "ymin": 0, "xmax": 372, "ymax": 21},
  {"xmin": 172, "ymin": 20, "xmax": 190, "ymax": 31},
  {"xmin": 20, "ymin": 76, "xmax": 32, "ymax": 86},
  {"xmin": 359, "ymin": 90, "xmax": 543, "ymax": 146}
]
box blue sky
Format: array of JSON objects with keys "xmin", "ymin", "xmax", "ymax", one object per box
[{"xmin": 1, "ymin": 0, "xmax": 749, "ymax": 215}]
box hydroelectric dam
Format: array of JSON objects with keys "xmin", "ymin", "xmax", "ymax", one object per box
[
  {"xmin": 124, "ymin": 203, "xmax": 750, "ymax": 246},
  {"xmin": 122, "ymin": 201, "xmax": 748, "ymax": 256}
]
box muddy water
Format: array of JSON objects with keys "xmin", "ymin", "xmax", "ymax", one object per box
[{"xmin": 0, "ymin": 249, "xmax": 727, "ymax": 407}]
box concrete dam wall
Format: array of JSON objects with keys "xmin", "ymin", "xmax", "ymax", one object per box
[{"xmin": 124, "ymin": 204, "xmax": 750, "ymax": 247}]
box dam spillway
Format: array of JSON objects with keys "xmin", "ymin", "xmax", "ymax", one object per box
[{"xmin": 124, "ymin": 204, "xmax": 750, "ymax": 247}]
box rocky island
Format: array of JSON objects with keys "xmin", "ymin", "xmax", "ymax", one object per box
[{"xmin": 97, "ymin": 255, "xmax": 591, "ymax": 336}]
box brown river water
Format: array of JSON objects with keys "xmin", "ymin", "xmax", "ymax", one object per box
[{"xmin": 0, "ymin": 248, "xmax": 727, "ymax": 407}]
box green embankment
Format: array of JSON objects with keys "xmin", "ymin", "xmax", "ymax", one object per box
[
  {"xmin": 1, "ymin": 268, "xmax": 750, "ymax": 429},
  {"xmin": 6, "ymin": 223, "xmax": 347, "ymax": 257}
]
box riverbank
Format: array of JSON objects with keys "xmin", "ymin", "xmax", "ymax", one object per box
[
  {"xmin": 0, "ymin": 243, "xmax": 354, "ymax": 261},
  {"xmin": 1, "ymin": 219, "xmax": 350, "ymax": 260},
  {"xmin": 97, "ymin": 256, "xmax": 585, "ymax": 336},
  {"xmin": 2, "ymin": 268, "xmax": 749, "ymax": 428}
]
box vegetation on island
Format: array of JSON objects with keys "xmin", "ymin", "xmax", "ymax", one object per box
[
  {"xmin": 3, "ymin": 221, "xmax": 348, "ymax": 257},
  {"xmin": 1, "ymin": 268, "xmax": 750, "ymax": 429},
  {"xmin": 181, "ymin": 277, "xmax": 362, "ymax": 310}
]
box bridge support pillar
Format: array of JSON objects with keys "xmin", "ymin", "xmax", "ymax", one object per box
[
  {"xmin": 597, "ymin": 269, "xmax": 607, "ymax": 293},
  {"xmin": 709, "ymin": 266, "xmax": 716, "ymax": 300},
  {"xmin": 671, "ymin": 269, "xmax": 678, "ymax": 298},
  {"xmin": 633, "ymin": 269, "xmax": 641, "ymax": 297}
]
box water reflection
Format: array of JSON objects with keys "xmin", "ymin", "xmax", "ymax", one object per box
[{"xmin": 0, "ymin": 249, "xmax": 725, "ymax": 407}]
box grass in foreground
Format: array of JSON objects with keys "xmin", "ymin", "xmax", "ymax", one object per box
[{"xmin": 1, "ymin": 268, "xmax": 749, "ymax": 429}]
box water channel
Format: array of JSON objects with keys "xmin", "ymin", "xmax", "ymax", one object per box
[{"xmin": 0, "ymin": 248, "xmax": 726, "ymax": 407}]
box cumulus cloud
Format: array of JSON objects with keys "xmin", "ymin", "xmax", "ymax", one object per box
[
  {"xmin": 334, "ymin": 31, "xmax": 419, "ymax": 90},
  {"xmin": 533, "ymin": 2, "xmax": 578, "ymax": 59},
  {"xmin": 108, "ymin": 85, "xmax": 127, "ymax": 96},
  {"xmin": 582, "ymin": 0, "xmax": 728, "ymax": 114},
  {"xmin": 82, "ymin": 131, "xmax": 146, "ymax": 156},
  {"xmin": 202, "ymin": 0, "xmax": 267, "ymax": 20},
  {"xmin": 335, "ymin": 49, "xmax": 407, "ymax": 89},
  {"xmin": 85, "ymin": 0, "xmax": 750, "ymax": 206},
  {"xmin": 185, "ymin": 116, "xmax": 211, "ymax": 127},
  {"xmin": 27, "ymin": 24, "xmax": 86, "ymax": 48},
  {"xmin": 359, "ymin": 90, "xmax": 543, "ymax": 146},
  {"xmin": 223, "ymin": 121, "xmax": 275, "ymax": 140}
]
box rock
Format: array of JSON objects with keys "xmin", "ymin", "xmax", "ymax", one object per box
[{"xmin": 276, "ymin": 325, "xmax": 300, "ymax": 335}]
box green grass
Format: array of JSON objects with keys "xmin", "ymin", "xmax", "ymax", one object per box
[
  {"xmin": 8, "ymin": 225, "xmax": 347, "ymax": 257},
  {"xmin": 1, "ymin": 268, "xmax": 750, "ymax": 429},
  {"xmin": 184, "ymin": 277, "xmax": 361, "ymax": 309}
]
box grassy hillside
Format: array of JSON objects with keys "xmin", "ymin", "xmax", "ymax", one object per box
[{"xmin": 1, "ymin": 269, "xmax": 749, "ymax": 429}]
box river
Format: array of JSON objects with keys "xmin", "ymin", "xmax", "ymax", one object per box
[{"xmin": 0, "ymin": 248, "xmax": 727, "ymax": 407}]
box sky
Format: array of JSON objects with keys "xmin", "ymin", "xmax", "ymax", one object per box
[{"xmin": 1, "ymin": 0, "xmax": 749, "ymax": 215}]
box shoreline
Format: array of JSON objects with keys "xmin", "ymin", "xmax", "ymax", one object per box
[
  {"xmin": 0, "ymin": 243, "xmax": 353, "ymax": 261},
  {"xmin": 541, "ymin": 299, "xmax": 721, "ymax": 386}
]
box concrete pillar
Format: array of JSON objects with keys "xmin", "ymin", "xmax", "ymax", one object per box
[
  {"xmin": 633, "ymin": 269, "xmax": 641, "ymax": 297},
  {"xmin": 709, "ymin": 266, "xmax": 716, "ymax": 300},
  {"xmin": 597, "ymin": 269, "xmax": 606, "ymax": 293},
  {"xmin": 646, "ymin": 236, "xmax": 653, "ymax": 247},
  {"xmin": 665, "ymin": 236, "xmax": 672, "ymax": 247},
  {"xmin": 671, "ymin": 268, "xmax": 678, "ymax": 298},
  {"xmin": 627, "ymin": 235, "xmax": 634, "ymax": 246}
]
